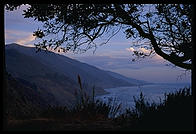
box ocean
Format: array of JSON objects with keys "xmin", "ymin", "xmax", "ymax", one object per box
[{"xmin": 96, "ymin": 83, "xmax": 191, "ymax": 115}]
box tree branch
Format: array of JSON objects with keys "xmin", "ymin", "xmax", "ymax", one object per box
[{"xmin": 114, "ymin": 4, "xmax": 192, "ymax": 70}]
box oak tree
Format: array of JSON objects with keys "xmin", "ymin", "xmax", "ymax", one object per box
[{"xmin": 5, "ymin": 4, "xmax": 193, "ymax": 70}]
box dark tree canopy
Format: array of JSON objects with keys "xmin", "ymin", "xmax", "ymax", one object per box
[{"xmin": 5, "ymin": 4, "xmax": 193, "ymax": 70}]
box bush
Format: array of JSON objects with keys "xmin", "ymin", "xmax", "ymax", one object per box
[
  {"xmin": 39, "ymin": 75, "xmax": 122, "ymax": 121},
  {"xmin": 116, "ymin": 87, "xmax": 193, "ymax": 131}
]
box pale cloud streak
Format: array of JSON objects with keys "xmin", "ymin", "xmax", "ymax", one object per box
[
  {"xmin": 126, "ymin": 47, "xmax": 151, "ymax": 53},
  {"xmin": 64, "ymin": 45, "xmax": 190, "ymax": 83},
  {"xmin": 5, "ymin": 29, "xmax": 36, "ymax": 47},
  {"xmin": 126, "ymin": 47, "xmax": 135, "ymax": 52},
  {"xmin": 68, "ymin": 48, "xmax": 167, "ymax": 71},
  {"xmin": 4, "ymin": 5, "xmax": 191, "ymax": 83},
  {"xmin": 16, "ymin": 34, "xmax": 35, "ymax": 46}
]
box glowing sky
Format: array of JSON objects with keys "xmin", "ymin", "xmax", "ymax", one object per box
[{"xmin": 4, "ymin": 5, "xmax": 191, "ymax": 83}]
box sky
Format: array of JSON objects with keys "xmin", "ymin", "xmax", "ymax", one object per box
[{"xmin": 4, "ymin": 5, "xmax": 192, "ymax": 84}]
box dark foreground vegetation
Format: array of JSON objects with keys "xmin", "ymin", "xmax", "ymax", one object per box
[{"xmin": 5, "ymin": 76, "xmax": 193, "ymax": 131}]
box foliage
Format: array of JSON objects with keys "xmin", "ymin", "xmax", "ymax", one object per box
[
  {"xmin": 35, "ymin": 86, "xmax": 193, "ymax": 131},
  {"xmin": 6, "ymin": 73, "xmax": 192, "ymax": 130},
  {"xmin": 7, "ymin": 82, "xmax": 193, "ymax": 131},
  {"xmin": 39, "ymin": 75, "xmax": 121, "ymax": 121},
  {"xmin": 115, "ymin": 87, "xmax": 193, "ymax": 131},
  {"xmin": 5, "ymin": 4, "xmax": 193, "ymax": 69}
]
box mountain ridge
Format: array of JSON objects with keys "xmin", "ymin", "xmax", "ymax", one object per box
[
  {"xmin": 6, "ymin": 43, "xmax": 146, "ymax": 87},
  {"xmin": 5, "ymin": 43, "xmax": 148, "ymax": 106}
]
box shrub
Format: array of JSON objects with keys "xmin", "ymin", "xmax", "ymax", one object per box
[
  {"xmin": 39, "ymin": 75, "xmax": 122, "ymax": 121},
  {"xmin": 117, "ymin": 87, "xmax": 193, "ymax": 131}
]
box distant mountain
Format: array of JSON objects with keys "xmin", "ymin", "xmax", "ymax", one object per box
[
  {"xmin": 105, "ymin": 71, "xmax": 149, "ymax": 85},
  {"xmin": 5, "ymin": 43, "xmax": 146, "ymax": 105}
]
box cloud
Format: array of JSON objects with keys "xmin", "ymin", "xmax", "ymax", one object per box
[
  {"xmin": 126, "ymin": 47, "xmax": 151, "ymax": 53},
  {"xmin": 138, "ymin": 47, "xmax": 150, "ymax": 53},
  {"xmin": 126, "ymin": 47, "xmax": 135, "ymax": 52},
  {"xmin": 5, "ymin": 29, "xmax": 36, "ymax": 47},
  {"xmin": 5, "ymin": 4, "xmax": 31, "ymax": 25},
  {"xmin": 16, "ymin": 34, "xmax": 35, "ymax": 46},
  {"xmin": 5, "ymin": 4, "xmax": 43, "ymax": 46},
  {"xmin": 69, "ymin": 51, "xmax": 165, "ymax": 71}
]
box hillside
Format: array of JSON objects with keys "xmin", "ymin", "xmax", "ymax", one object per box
[
  {"xmin": 5, "ymin": 43, "xmax": 146, "ymax": 106},
  {"xmin": 6, "ymin": 44, "xmax": 139, "ymax": 88},
  {"xmin": 5, "ymin": 72, "xmax": 57, "ymax": 119}
]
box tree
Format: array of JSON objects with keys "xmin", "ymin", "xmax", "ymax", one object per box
[{"xmin": 5, "ymin": 4, "xmax": 193, "ymax": 70}]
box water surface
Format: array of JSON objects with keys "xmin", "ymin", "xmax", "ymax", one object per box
[{"xmin": 96, "ymin": 83, "xmax": 191, "ymax": 112}]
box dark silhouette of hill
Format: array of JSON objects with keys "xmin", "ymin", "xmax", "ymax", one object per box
[
  {"xmin": 5, "ymin": 47, "xmax": 78, "ymax": 106},
  {"xmin": 5, "ymin": 43, "xmax": 146, "ymax": 106},
  {"xmin": 5, "ymin": 76, "xmax": 193, "ymax": 131},
  {"xmin": 6, "ymin": 43, "xmax": 142, "ymax": 88},
  {"xmin": 5, "ymin": 72, "xmax": 58, "ymax": 119}
]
